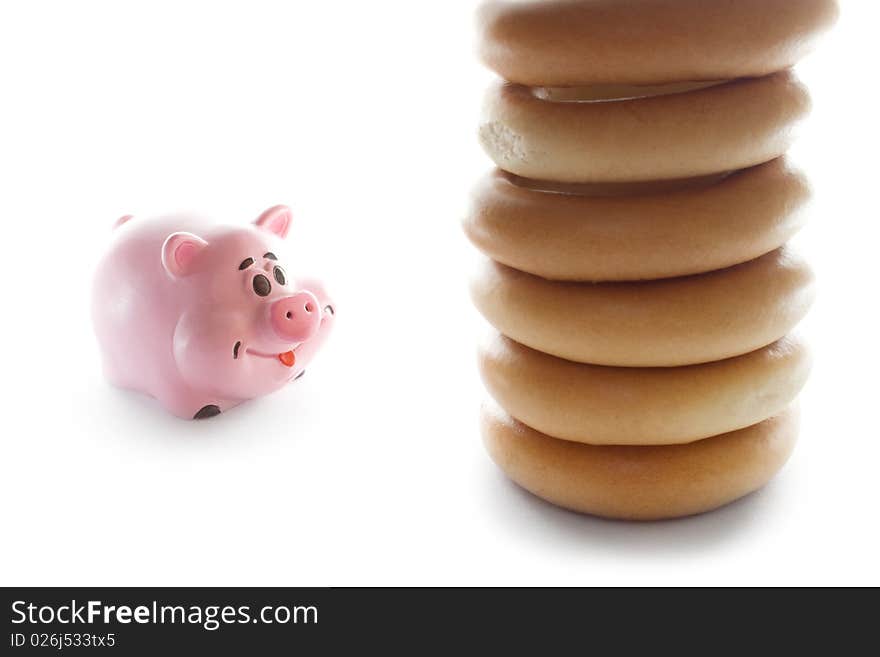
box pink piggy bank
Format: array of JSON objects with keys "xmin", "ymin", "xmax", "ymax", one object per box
[{"xmin": 92, "ymin": 205, "xmax": 335, "ymax": 419}]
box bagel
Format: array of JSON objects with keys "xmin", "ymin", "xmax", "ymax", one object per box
[
  {"xmin": 471, "ymin": 249, "xmax": 813, "ymax": 367},
  {"xmin": 481, "ymin": 400, "xmax": 799, "ymax": 520},
  {"xmin": 463, "ymin": 159, "xmax": 810, "ymax": 282},
  {"xmin": 477, "ymin": 0, "xmax": 839, "ymax": 86},
  {"xmin": 478, "ymin": 333, "xmax": 811, "ymax": 446},
  {"xmin": 478, "ymin": 71, "xmax": 810, "ymax": 183}
]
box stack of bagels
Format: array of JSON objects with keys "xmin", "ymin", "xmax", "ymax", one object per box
[{"xmin": 465, "ymin": 0, "xmax": 838, "ymax": 520}]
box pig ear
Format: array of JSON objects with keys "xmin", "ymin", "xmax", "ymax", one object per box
[
  {"xmin": 161, "ymin": 232, "xmax": 209, "ymax": 278},
  {"xmin": 253, "ymin": 205, "xmax": 292, "ymax": 239}
]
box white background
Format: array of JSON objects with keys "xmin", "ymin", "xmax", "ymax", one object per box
[{"xmin": 0, "ymin": 0, "xmax": 877, "ymax": 586}]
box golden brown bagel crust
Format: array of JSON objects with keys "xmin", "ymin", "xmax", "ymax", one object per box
[
  {"xmin": 478, "ymin": 333, "xmax": 811, "ymax": 446},
  {"xmin": 479, "ymin": 72, "xmax": 810, "ymax": 183},
  {"xmin": 477, "ymin": 0, "xmax": 839, "ymax": 86},
  {"xmin": 464, "ymin": 160, "xmax": 810, "ymax": 282},
  {"xmin": 471, "ymin": 249, "xmax": 814, "ymax": 367},
  {"xmin": 481, "ymin": 401, "xmax": 799, "ymax": 520}
]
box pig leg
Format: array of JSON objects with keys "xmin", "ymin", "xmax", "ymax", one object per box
[
  {"xmin": 193, "ymin": 404, "xmax": 222, "ymax": 419},
  {"xmin": 154, "ymin": 382, "xmax": 226, "ymax": 421},
  {"xmin": 192, "ymin": 397, "xmax": 244, "ymax": 419}
]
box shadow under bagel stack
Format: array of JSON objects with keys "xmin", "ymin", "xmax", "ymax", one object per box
[{"xmin": 465, "ymin": 0, "xmax": 838, "ymax": 520}]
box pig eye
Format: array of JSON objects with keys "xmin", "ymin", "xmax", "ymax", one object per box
[
  {"xmin": 252, "ymin": 274, "xmax": 271, "ymax": 297},
  {"xmin": 273, "ymin": 266, "xmax": 286, "ymax": 286}
]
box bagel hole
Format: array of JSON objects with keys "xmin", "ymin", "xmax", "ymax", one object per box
[
  {"xmin": 502, "ymin": 170, "xmax": 733, "ymax": 198},
  {"xmin": 532, "ymin": 79, "xmax": 728, "ymax": 103}
]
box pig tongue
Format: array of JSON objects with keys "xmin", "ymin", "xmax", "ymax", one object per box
[{"xmin": 278, "ymin": 351, "xmax": 295, "ymax": 367}]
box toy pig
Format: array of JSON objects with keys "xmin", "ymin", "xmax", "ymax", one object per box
[{"xmin": 92, "ymin": 205, "xmax": 335, "ymax": 419}]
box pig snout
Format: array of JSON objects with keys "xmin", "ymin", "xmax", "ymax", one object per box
[{"xmin": 270, "ymin": 291, "xmax": 321, "ymax": 343}]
